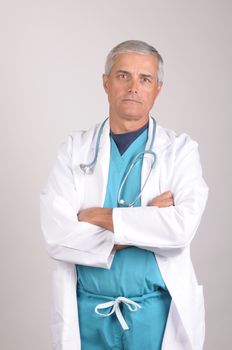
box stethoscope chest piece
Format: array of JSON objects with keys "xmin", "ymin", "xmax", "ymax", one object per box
[{"xmin": 79, "ymin": 163, "xmax": 94, "ymax": 175}]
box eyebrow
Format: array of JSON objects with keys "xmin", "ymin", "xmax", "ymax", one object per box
[
  {"xmin": 140, "ymin": 73, "xmax": 154, "ymax": 80},
  {"xmin": 115, "ymin": 70, "xmax": 130, "ymax": 75},
  {"xmin": 115, "ymin": 70, "xmax": 154, "ymax": 79}
]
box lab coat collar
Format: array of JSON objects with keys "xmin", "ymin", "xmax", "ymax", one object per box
[{"xmin": 96, "ymin": 116, "xmax": 173, "ymax": 155}]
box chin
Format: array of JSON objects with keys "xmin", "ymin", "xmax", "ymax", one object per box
[{"xmin": 120, "ymin": 114, "xmax": 144, "ymax": 121}]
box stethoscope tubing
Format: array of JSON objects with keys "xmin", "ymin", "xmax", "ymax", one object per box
[
  {"xmin": 79, "ymin": 118, "xmax": 108, "ymax": 174},
  {"xmin": 79, "ymin": 117, "xmax": 157, "ymax": 207},
  {"xmin": 117, "ymin": 150, "xmax": 156, "ymax": 207}
]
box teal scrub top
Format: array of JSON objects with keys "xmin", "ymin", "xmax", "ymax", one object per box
[{"xmin": 77, "ymin": 129, "xmax": 170, "ymax": 298}]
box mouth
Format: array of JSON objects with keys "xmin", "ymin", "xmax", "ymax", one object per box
[{"xmin": 122, "ymin": 98, "xmax": 142, "ymax": 104}]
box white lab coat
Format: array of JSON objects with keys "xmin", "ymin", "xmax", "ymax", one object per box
[{"xmin": 40, "ymin": 117, "xmax": 209, "ymax": 350}]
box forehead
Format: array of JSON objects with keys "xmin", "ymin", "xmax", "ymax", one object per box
[{"xmin": 111, "ymin": 52, "xmax": 158, "ymax": 75}]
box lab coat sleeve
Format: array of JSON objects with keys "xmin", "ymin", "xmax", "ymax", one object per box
[
  {"xmin": 40, "ymin": 134, "xmax": 115, "ymax": 268},
  {"xmin": 113, "ymin": 134, "xmax": 209, "ymax": 257}
]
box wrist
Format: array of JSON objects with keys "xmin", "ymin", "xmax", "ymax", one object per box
[{"xmin": 95, "ymin": 208, "xmax": 113, "ymax": 231}]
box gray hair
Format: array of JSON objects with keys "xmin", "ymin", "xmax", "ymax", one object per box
[{"xmin": 105, "ymin": 40, "xmax": 164, "ymax": 84}]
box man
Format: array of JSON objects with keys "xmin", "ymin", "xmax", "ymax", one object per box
[{"xmin": 40, "ymin": 40, "xmax": 209, "ymax": 350}]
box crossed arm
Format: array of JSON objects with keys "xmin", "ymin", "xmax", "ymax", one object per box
[
  {"xmin": 78, "ymin": 191, "xmax": 174, "ymax": 251},
  {"xmin": 40, "ymin": 133, "xmax": 208, "ymax": 267}
]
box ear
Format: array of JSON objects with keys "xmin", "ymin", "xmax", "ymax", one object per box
[
  {"xmin": 102, "ymin": 74, "xmax": 109, "ymax": 93},
  {"xmin": 156, "ymin": 81, "xmax": 163, "ymax": 95},
  {"xmin": 157, "ymin": 81, "xmax": 163, "ymax": 91}
]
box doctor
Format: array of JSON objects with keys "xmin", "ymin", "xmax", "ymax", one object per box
[{"xmin": 40, "ymin": 40, "xmax": 209, "ymax": 350}]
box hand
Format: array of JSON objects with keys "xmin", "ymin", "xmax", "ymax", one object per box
[
  {"xmin": 78, "ymin": 208, "xmax": 96, "ymax": 224},
  {"xmin": 77, "ymin": 191, "xmax": 174, "ymax": 252},
  {"xmin": 148, "ymin": 191, "xmax": 174, "ymax": 208},
  {"xmin": 114, "ymin": 191, "xmax": 174, "ymax": 251},
  {"xmin": 78, "ymin": 208, "xmax": 114, "ymax": 232}
]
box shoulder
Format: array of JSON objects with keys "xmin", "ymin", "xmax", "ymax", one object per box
[
  {"xmin": 156, "ymin": 124, "xmax": 208, "ymax": 190},
  {"xmin": 156, "ymin": 123, "xmax": 199, "ymax": 157},
  {"xmin": 69, "ymin": 122, "xmax": 100, "ymax": 144},
  {"xmin": 59, "ymin": 122, "xmax": 101, "ymax": 157}
]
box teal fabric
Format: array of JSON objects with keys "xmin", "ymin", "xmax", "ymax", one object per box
[
  {"xmin": 77, "ymin": 288, "xmax": 171, "ymax": 350},
  {"xmin": 76, "ymin": 130, "xmax": 171, "ymax": 349},
  {"xmin": 110, "ymin": 121, "xmax": 148, "ymax": 155}
]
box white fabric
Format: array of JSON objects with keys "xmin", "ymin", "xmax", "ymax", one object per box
[
  {"xmin": 95, "ymin": 296, "xmax": 141, "ymax": 330},
  {"xmin": 40, "ymin": 117, "xmax": 209, "ymax": 349}
]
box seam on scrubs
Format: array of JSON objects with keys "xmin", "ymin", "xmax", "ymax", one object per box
[{"xmin": 77, "ymin": 287, "xmax": 169, "ymax": 302}]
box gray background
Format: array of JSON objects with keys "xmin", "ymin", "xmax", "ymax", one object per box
[{"xmin": 0, "ymin": 0, "xmax": 231, "ymax": 349}]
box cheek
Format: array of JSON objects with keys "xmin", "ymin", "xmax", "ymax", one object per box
[
  {"xmin": 149, "ymin": 88, "xmax": 160, "ymax": 101},
  {"xmin": 142, "ymin": 91, "xmax": 157, "ymax": 105},
  {"xmin": 109, "ymin": 85, "xmax": 126, "ymax": 101},
  {"xmin": 107, "ymin": 90, "xmax": 121, "ymax": 107}
]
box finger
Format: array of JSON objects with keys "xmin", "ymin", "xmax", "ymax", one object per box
[
  {"xmin": 157, "ymin": 199, "xmax": 174, "ymax": 208},
  {"xmin": 150, "ymin": 191, "xmax": 173, "ymax": 203},
  {"xmin": 159, "ymin": 191, "xmax": 173, "ymax": 199},
  {"xmin": 149, "ymin": 194, "xmax": 174, "ymax": 206},
  {"xmin": 149, "ymin": 198, "xmax": 174, "ymax": 207}
]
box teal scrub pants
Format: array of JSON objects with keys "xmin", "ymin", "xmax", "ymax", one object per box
[{"xmin": 77, "ymin": 287, "xmax": 171, "ymax": 349}]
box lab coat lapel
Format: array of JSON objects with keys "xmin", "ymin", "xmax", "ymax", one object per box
[
  {"xmin": 81, "ymin": 120, "xmax": 111, "ymax": 208},
  {"xmin": 141, "ymin": 117, "xmax": 170, "ymax": 206}
]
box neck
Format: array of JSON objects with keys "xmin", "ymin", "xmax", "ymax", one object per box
[{"xmin": 109, "ymin": 115, "xmax": 149, "ymax": 134}]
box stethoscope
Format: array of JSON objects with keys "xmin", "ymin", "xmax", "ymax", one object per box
[{"xmin": 80, "ymin": 117, "xmax": 157, "ymax": 207}]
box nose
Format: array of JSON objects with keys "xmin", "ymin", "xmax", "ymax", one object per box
[{"xmin": 128, "ymin": 78, "xmax": 138, "ymax": 93}]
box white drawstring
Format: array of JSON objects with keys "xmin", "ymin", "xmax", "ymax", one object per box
[{"xmin": 95, "ymin": 296, "xmax": 141, "ymax": 330}]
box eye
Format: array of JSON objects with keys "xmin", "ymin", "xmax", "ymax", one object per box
[
  {"xmin": 119, "ymin": 73, "xmax": 128, "ymax": 79},
  {"xmin": 142, "ymin": 77, "xmax": 151, "ymax": 83},
  {"xmin": 117, "ymin": 72, "xmax": 129, "ymax": 80}
]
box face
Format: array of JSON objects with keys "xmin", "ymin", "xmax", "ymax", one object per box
[{"xmin": 103, "ymin": 52, "xmax": 162, "ymax": 125}]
